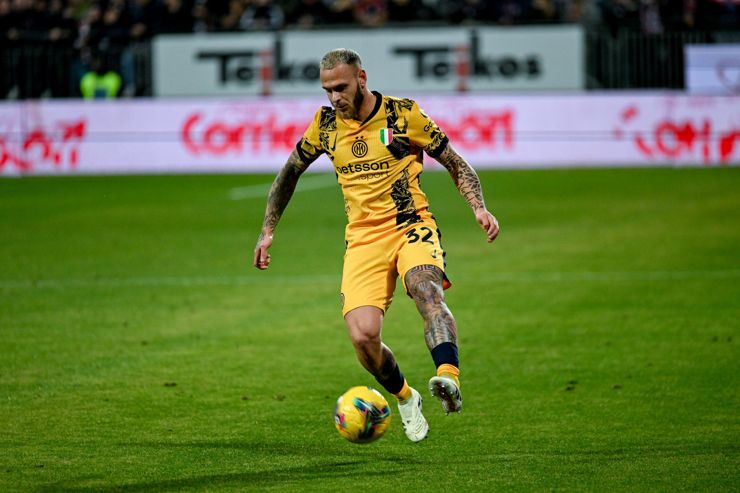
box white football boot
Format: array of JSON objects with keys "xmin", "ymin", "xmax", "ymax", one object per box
[
  {"xmin": 397, "ymin": 387, "xmax": 429, "ymax": 442},
  {"xmin": 428, "ymin": 376, "xmax": 462, "ymax": 415}
]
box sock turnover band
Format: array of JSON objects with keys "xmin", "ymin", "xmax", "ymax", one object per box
[
  {"xmin": 393, "ymin": 380, "xmax": 412, "ymax": 402},
  {"xmin": 431, "ymin": 341, "xmax": 459, "ymax": 369}
]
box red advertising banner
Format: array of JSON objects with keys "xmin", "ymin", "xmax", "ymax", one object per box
[{"xmin": 1, "ymin": 94, "xmax": 738, "ymax": 176}]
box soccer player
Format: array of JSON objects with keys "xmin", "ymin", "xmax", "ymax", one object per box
[{"xmin": 253, "ymin": 48, "xmax": 499, "ymax": 442}]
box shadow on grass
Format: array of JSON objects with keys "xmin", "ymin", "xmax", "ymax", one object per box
[
  {"xmin": 38, "ymin": 439, "xmax": 422, "ymax": 492},
  {"xmin": 42, "ymin": 464, "xmax": 397, "ymax": 492}
]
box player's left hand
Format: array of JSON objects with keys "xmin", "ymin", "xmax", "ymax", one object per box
[{"xmin": 474, "ymin": 208, "xmax": 500, "ymax": 243}]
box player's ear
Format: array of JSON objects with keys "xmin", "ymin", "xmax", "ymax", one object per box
[{"xmin": 358, "ymin": 69, "xmax": 367, "ymax": 89}]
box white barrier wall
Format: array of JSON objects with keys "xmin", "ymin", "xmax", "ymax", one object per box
[{"xmin": 1, "ymin": 93, "xmax": 738, "ymax": 176}]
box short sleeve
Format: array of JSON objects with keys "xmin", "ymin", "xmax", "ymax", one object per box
[
  {"xmin": 295, "ymin": 108, "xmax": 326, "ymax": 165},
  {"xmin": 406, "ymin": 102, "xmax": 449, "ymax": 158}
]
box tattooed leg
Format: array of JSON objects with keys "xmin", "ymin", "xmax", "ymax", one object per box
[
  {"xmin": 404, "ymin": 265, "xmax": 458, "ymax": 350},
  {"xmin": 406, "ymin": 265, "xmax": 462, "ymax": 414}
]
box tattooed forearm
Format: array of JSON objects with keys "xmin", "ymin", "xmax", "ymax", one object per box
[
  {"xmin": 436, "ymin": 144, "xmax": 485, "ymax": 211},
  {"xmin": 404, "ymin": 265, "xmax": 458, "ymax": 349},
  {"xmin": 260, "ymin": 149, "xmax": 308, "ymax": 235}
]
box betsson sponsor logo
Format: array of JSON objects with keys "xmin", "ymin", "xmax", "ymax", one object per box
[
  {"xmin": 335, "ymin": 161, "xmax": 390, "ymax": 174},
  {"xmin": 335, "ymin": 161, "xmax": 391, "ymax": 181}
]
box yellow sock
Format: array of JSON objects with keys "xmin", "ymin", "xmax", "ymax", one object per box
[
  {"xmin": 394, "ymin": 380, "xmax": 412, "ymax": 403},
  {"xmin": 437, "ymin": 364, "xmax": 460, "ymax": 387}
]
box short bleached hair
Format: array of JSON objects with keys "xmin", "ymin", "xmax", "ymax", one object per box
[{"xmin": 320, "ymin": 49, "xmax": 362, "ymax": 71}]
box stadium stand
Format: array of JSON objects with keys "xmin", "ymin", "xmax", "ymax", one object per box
[{"xmin": 0, "ymin": 0, "xmax": 738, "ymax": 98}]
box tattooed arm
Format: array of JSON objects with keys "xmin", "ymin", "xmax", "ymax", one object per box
[
  {"xmin": 253, "ymin": 149, "xmax": 309, "ymax": 269},
  {"xmin": 436, "ymin": 143, "xmax": 500, "ymax": 243}
]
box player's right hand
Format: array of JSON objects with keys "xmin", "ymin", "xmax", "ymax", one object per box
[{"xmin": 253, "ymin": 230, "xmax": 273, "ymax": 270}]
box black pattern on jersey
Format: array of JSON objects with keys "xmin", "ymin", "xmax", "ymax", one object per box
[
  {"xmin": 318, "ymin": 107, "xmax": 337, "ymax": 131},
  {"xmin": 384, "ymin": 98, "xmax": 411, "ymax": 159},
  {"xmin": 390, "ymin": 169, "xmax": 421, "ymax": 228},
  {"xmin": 319, "ymin": 132, "xmax": 330, "ymax": 152},
  {"xmin": 421, "ymin": 107, "xmax": 448, "ymax": 157},
  {"xmin": 318, "ymin": 106, "xmax": 337, "ymax": 153},
  {"xmin": 426, "ymin": 128, "xmax": 447, "ymax": 157},
  {"xmin": 298, "ymin": 137, "xmax": 322, "ymax": 164}
]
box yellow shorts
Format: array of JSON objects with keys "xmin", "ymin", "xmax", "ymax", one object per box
[{"xmin": 341, "ymin": 217, "xmax": 450, "ymax": 316}]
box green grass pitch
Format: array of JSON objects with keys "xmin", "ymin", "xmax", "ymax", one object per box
[{"xmin": 1, "ymin": 167, "xmax": 738, "ymax": 491}]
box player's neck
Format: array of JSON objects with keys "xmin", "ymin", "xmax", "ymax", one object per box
[{"xmin": 355, "ymin": 90, "xmax": 376, "ymax": 123}]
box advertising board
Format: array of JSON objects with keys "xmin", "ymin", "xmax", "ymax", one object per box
[
  {"xmin": 1, "ymin": 94, "xmax": 738, "ymax": 176},
  {"xmin": 685, "ymin": 44, "xmax": 740, "ymax": 95},
  {"xmin": 153, "ymin": 26, "xmax": 584, "ymax": 96}
]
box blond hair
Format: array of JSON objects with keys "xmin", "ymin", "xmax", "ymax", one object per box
[{"xmin": 320, "ymin": 48, "xmax": 362, "ymax": 70}]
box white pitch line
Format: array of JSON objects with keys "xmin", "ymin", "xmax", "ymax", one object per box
[
  {"xmin": 0, "ymin": 274, "xmax": 340, "ymax": 290},
  {"xmin": 228, "ymin": 174, "xmax": 336, "ymax": 200},
  {"xmin": 1, "ymin": 270, "xmax": 738, "ymax": 290},
  {"xmin": 462, "ymin": 270, "xmax": 740, "ymax": 283}
]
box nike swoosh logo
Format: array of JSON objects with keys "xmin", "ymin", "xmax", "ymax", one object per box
[{"xmin": 330, "ymin": 133, "xmax": 338, "ymax": 151}]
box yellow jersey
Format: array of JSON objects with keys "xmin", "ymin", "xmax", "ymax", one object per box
[{"xmin": 296, "ymin": 92, "xmax": 449, "ymax": 245}]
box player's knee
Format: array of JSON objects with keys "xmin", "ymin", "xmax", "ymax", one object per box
[
  {"xmin": 345, "ymin": 310, "xmax": 382, "ymax": 349},
  {"xmin": 408, "ymin": 278, "xmax": 444, "ymax": 306},
  {"xmin": 348, "ymin": 323, "xmax": 380, "ymax": 349}
]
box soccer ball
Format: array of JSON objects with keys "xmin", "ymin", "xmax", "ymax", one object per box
[{"xmin": 334, "ymin": 386, "xmax": 391, "ymax": 444}]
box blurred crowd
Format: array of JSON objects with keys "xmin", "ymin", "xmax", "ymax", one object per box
[
  {"xmin": 1, "ymin": 0, "xmax": 737, "ymax": 98},
  {"xmin": 1, "ymin": 0, "xmax": 738, "ymax": 50}
]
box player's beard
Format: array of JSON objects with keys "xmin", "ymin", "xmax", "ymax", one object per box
[
  {"xmin": 339, "ymin": 85, "xmax": 364, "ymax": 120},
  {"xmin": 351, "ymin": 87, "xmax": 364, "ymax": 119}
]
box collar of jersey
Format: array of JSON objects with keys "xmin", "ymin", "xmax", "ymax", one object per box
[
  {"xmin": 361, "ymin": 91, "xmax": 383, "ymax": 125},
  {"xmin": 340, "ymin": 91, "xmax": 383, "ymax": 127}
]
